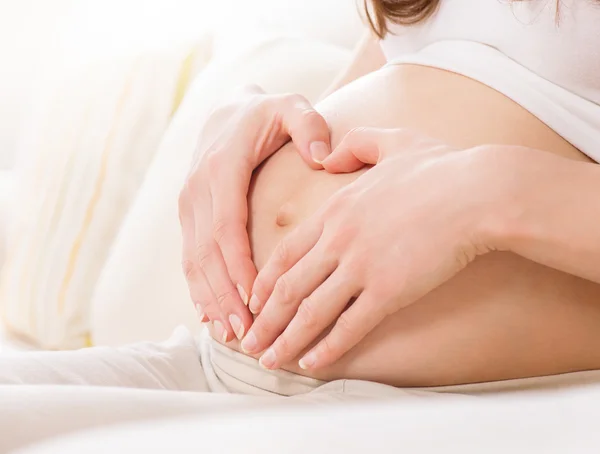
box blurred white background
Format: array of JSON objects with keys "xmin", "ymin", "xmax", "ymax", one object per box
[
  {"xmin": 0, "ymin": 0, "xmax": 227, "ymax": 169},
  {"xmin": 0, "ymin": 0, "xmax": 361, "ymax": 170}
]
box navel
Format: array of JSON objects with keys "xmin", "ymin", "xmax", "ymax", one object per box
[{"xmin": 275, "ymin": 202, "xmax": 295, "ymax": 227}]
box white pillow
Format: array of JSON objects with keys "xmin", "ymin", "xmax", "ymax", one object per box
[
  {"xmin": 90, "ymin": 37, "xmax": 350, "ymax": 346},
  {"xmin": 0, "ymin": 38, "xmax": 213, "ymax": 349}
]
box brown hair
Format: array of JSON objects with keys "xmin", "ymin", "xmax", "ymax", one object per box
[
  {"xmin": 365, "ymin": 0, "xmax": 441, "ymax": 37},
  {"xmin": 365, "ymin": 0, "xmax": 568, "ymax": 38}
]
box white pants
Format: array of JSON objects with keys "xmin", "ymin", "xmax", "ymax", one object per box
[
  {"xmin": 0, "ymin": 328, "xmax": 433, "ymax": 453},
  {"xmin": 4, "ymin": 327, "xmax": 600, "ymax": 453}
]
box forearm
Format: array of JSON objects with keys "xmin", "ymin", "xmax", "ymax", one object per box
[{"xmin": 489, "ymin": 147, "xmax": 600, "ymax": 284}]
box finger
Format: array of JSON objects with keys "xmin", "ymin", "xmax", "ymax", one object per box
[
  {"xmin": 324, "ymin": 127, "xmax": 450, "ymax": 173},
  {"xmin": 298, "ymin": 291, "xmax": 387, "ymax": 370},
  {"xmin": 196, "ymin": 237, "xmax": 250, "ymax": 343},
  {"xmin": 241, "ymin": 240, "xmax": 337, "ymax": 357},
  {"xmin": 193, "ymin": 195, "xmax": 250, "ymax": 343},
  {"xmin": 250, "ymin": 217, "xmax": 324, "ymax": 315},
  {"xmin": 184, "ymin": 261, "xmax": 223, "ymax": 325},
  {"xmin": 276, "ymin": 94, "xmax": 331, "ymax": 169},
  {"xmin": 258, "ymin": 268, "xmax": 359, "ymax": 370},
  {"xmin": 321, "ymin": 127, "xmax": 389, "ymax": 173},
  {"xmin": 212, "ymin": 215, "xmax": 257, "ymax": 341},
  {"xmin": 179, "ymin": 190, "xmax": 216, "ymax": 323},
  {"xmin": 208, "ymin": 152, "xmax": 257, "ymax": 310}
]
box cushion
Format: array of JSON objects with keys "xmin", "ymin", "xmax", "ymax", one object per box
[{"xmin": 0, "ymin": 38, "xmax": 213, "ymax": 349}]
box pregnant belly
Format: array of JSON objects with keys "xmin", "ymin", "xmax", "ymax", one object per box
[{"xmin": 214, "ymin": 65, "xmax": 600, "ymax": 387}]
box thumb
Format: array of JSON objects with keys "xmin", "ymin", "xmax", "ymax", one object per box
[
  {"xmin": 321, "ymin": 127, "xmax": 389, "ymax": 173},
  {"xmin": 279, "ymin": 94, "xmax": 332, "ymax": 170}
]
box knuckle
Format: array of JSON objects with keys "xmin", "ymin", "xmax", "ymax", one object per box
[
  {"xmin": 344, "ymin": 256, "xmax": 364, "ymax": 276},
  {"xmin": 335, "ymin": 313, "xmax": 355, "ymax": 339},
  {"xmin": 394, "ymin": 127, "xmax": 417, "ymax": 140},
  {"xmin": 212, "ymin": 218, "xmax": 231, "ymax": 245},
  {"xmin": 194, "ymin": 299, "xmax": 207, "ymax": 309},
  {"xmin": 215, "ymin": 289, "xmax": 237, "ymax": 308},
  {"xmin": 184, "ymin": 172, "xmax": 204, "ymax": 197},
  {"xmin": 274, "ymin": 239, "xmax": 291, "ymax": 267},
  {"xmin": 178, "ymin": 187, "xmax": 189, "ymax": 209},
  {"xmin": 252, "ymin": 318, "xmax": 274, "ymax": 339},
  {"xmin": 282, "ymin": 93, "xmax": 322, "ymax": 123},
  {"xmin": 319, "ymin": 335, "xmax": 337, "ymax": 359},
  {"xmin": 273, "ymin": 274, "xmax": 294, "ymax": 304},
  {"xmin": 391, "ymin": 128, "xmax": 421, "ymax": 148},
  {"xmin": 323, "ymin": 224, "xmax": 357, "ymax": 257},
  {"xmin": 283, "ymin": 93, "xmax": 307, "ymax": 107},
  {"xmin": 347, "ymin": 126, "xmax": 368, "ymax": 138},
  {"xmin": 297, "ymin": 298, "xmax": 319, "ymax": 330},
  {"xmin": 247, "ymin": 96, "xmax": 271, "ymax": 115},
  {"xmin": 299, "ymin": 108, "xmax": 323, "ymax": 128},
  {"xmin": 206, "ymin": 150, "xmax": 222, "ymax": 174},
  {"xmin": 335, "ymin": 186, "xmax": 358, "ymax": 205},
  {"xmin": 275, "ymin": 335, "xmax": 291, "ymax": 357},
  {"xmin": 323, "ymin": 189, "xmax": 354, "ymax": 218},
  {"xmin": 237, "ymin": 150, "xmax": 254, "ymax": 171},
  {"xmin": 181, "ymin": 260, "xmax": 196, "ymax": 280},
  {"xmin": 328, "ymin": 188, "xmax": 351, "ymax": 208},
  {"xmin": 195, "ymin": 301, "xmax": 213, "ymax": 320},
  {"xmin": 195, "ymin": 242, "xmax": 214, "ymax": 268},
  {"xmin": 367, "ymin": 283, "xmax": 391, "ymax": 306},
  {"xmin": 344, "ymin": 127, "xmax": 370, "ymax": 144}
]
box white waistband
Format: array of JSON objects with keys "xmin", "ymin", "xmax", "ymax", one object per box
[
  {"xmin": 199, "ymin": 330, "xmax": 600, "ymax": 398},
  {"xmin": 386, "ymin": 40, "xmax": 600, "ymax": 162},
  {"xmin": 199, "ymin": 330, "xmax": 325, "ymax": 396}
]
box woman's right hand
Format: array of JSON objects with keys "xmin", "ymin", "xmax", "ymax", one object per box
[{"xmin": 178, "ymin": 86, "xmax": 332, "ymax": 343}]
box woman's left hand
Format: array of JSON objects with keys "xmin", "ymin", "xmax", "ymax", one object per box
[{"xmin": 241, "ymin": 128, "xmax": 502, "ymax": 370}]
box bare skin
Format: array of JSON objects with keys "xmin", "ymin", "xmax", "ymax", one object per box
[{"xmin": 208, "ymin": 63, "xmax": 600, "ymax": 388}]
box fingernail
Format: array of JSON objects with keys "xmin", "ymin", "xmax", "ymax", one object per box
[
  {"xmin": 213, "ymin": 320, "xmax": 227, "ymax": 343},
  {"xmin": 229, "ymin": 314, "xmax": 244, "ymax": 340},
  {"xmin": 195, "ymin": 304, "xmax": 207, "ymax": 323},
  {"xmin": 299, "ymin": 352, "xmax": 317, "ymax": 370},
  {"xmin": 259, "ymin": 348, "xmax": 276, "ymax": 370},
  {"xmin": 241, "ymin": 331, "xmax": 257, "ymax": 353},
  {"xmin": 310, "ymin": 141, "xmax": 329, "ymax": 164},
  {"xmin": 237, "ymin": 284, "xmax": 249, "ymax": 306},
  {"xmin": 249, "ymin": 294, "xmax": 261, "ymax": 314}
]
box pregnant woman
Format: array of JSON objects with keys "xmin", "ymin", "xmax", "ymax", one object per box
[
  {"xmin": 184, "ymin": 0, "xmax": 600, "ymax": 387},
  {"xmin": 2, "ymin": 0, "xmax": 600, "ymax": 451}
]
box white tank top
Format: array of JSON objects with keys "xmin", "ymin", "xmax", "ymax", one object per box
[{"xmin": 380, "ymin": 0, "xmax": 600, "ymax": 161}]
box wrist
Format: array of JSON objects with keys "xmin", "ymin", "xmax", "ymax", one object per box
[{"xmin": 466, "ymin": 145, "xmax": 531, "ymax": 255}]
